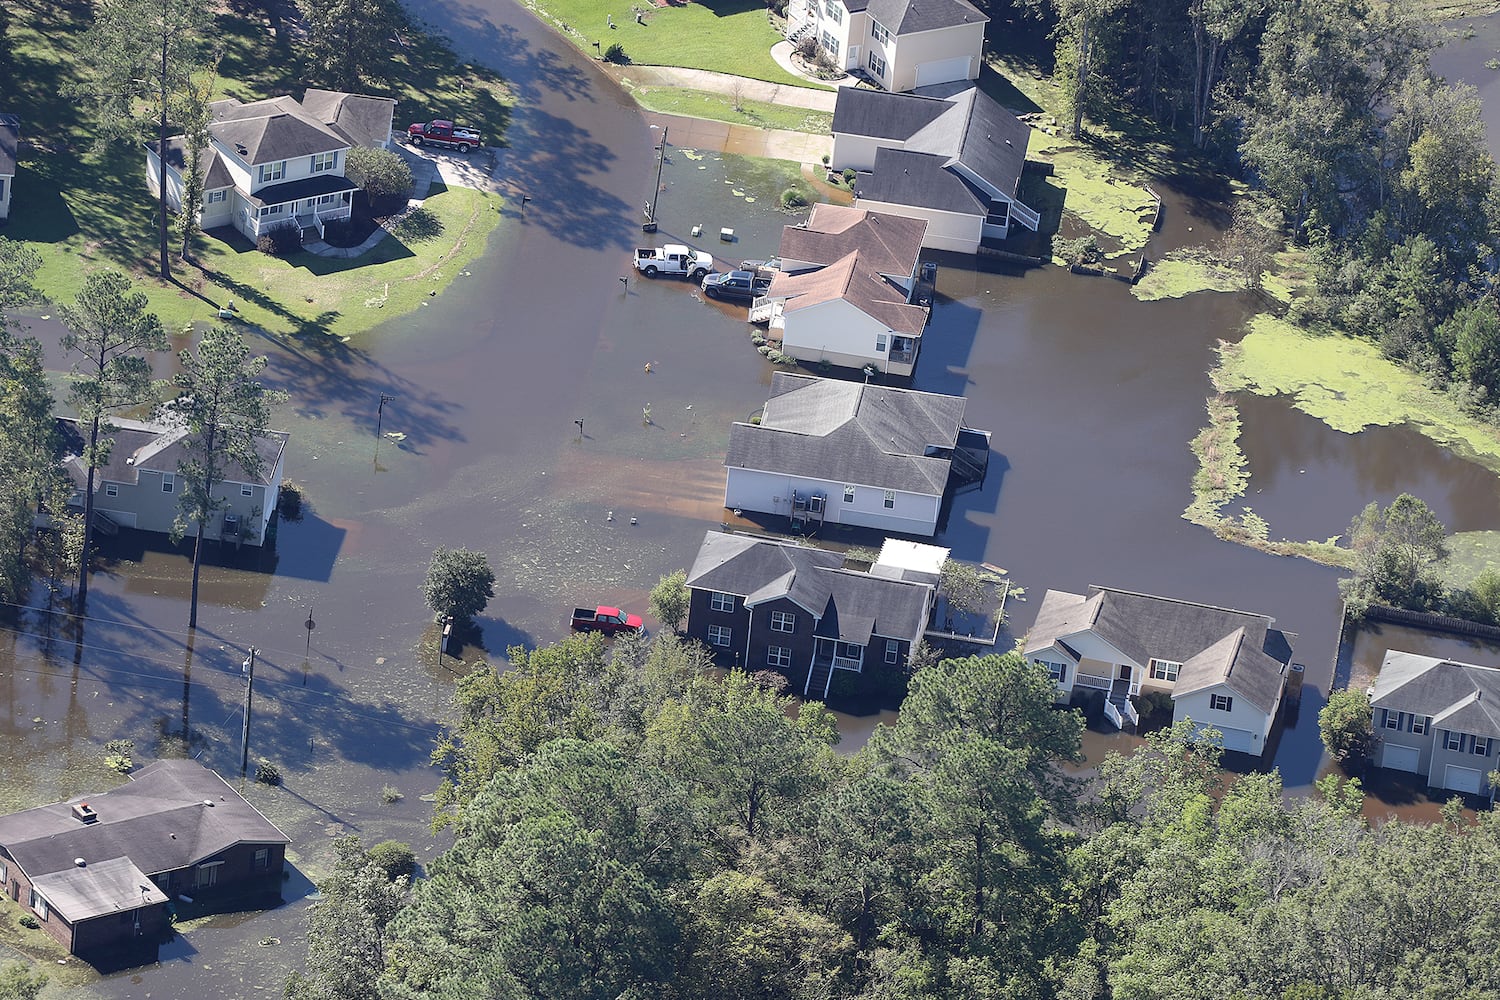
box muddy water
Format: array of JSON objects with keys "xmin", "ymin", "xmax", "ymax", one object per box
[{"xmin": 5, "ymin": 1, "xmax": 1500, "ymax": 994}]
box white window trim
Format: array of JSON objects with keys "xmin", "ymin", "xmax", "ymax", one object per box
[
  {"xmin": 883, "ymin": 490, "xmax": 895, "ymax": 509},
  {"xmin": 258, "ymin": 160, "xmax": 286, "ymax": 183},
  {"xmin": 870, "ymin": 18, "xmax": 890, "ymax": 45},
  {"xmin": 241, "ymin": 484, "xmax": 254, "ymax": 497},
  {"xmin": 708, "ymin": 624, "xmax": 732, "ymax": 647},
  {"xmin": 885, "ymin": 639, "xmax": 900, "ymax": 664},
  {"xmin": 768, "ymin": 645, "xmax": 793, "ymax": 669},
  {"xmin": 710, "ymin": 591, "xmax": 734, "ymax": 613},
  {"xmin": 843, "ymin": 485, "xmax": 855, "ymax": 503},
  {"xmin": 868, "ymin": 50, "xmax": 887, "ymax": 78},
  {"xmin": 1149, "ymin": 658, "xmax": 1181, "ymax": 682},
  {"xmin": 162, "ymin": 473, "xmax": 175, "ymax": 494},
  {"xmin": 105, "ymin": 483, "xmax": 119, "ymax": 497},
  {"xmin": 770, "ymin": 611, "xmax": 796, "ymax": 633},
  {"xmin": 1209, "ymin": 693, "xmax": 1233, "ymax": 712}
]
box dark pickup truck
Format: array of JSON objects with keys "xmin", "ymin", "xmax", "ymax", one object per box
[
  {"xmin": 570, "ymin": 605, "xmax": 645, "ymax": 635},
  {"xmin": 702, "ymin": 269, "xmax": 773, "ymax": 302}
]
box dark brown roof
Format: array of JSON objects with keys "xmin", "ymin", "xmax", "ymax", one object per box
[
  {"xmin": 779, "ymin": 204, "xmax": 926, "ymax": 277},
  {"xmin": 767, "ymin": 250, "xmax": 928, "ymax": 336}
]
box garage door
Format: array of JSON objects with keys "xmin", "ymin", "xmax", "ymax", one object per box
[
  {"xmin": 1444, "ymin": 765, "xmax": 1485, "ymax": 795},
  {"xmin": 1381, "ymin": 743, "xmax": 1421, "ymax": 773},
  {"xmin": 1195, "ymin": 723, "xmax": 1256, "ymax": 754},
  {"xmin": 915, "ymin": 57, "xmax": 973, "ymax": 89}
]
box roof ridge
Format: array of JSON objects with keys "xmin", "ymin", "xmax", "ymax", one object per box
[{"xmin": 1090, "ymin": 585, "xmax": 1271, "ymax": 623}]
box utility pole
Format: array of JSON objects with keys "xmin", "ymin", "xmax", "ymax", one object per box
[
  {"xmin": 643, "ymin": 123, "xmax": 668, "ymax": 233},
  {"xmin": 240, "ymin": 646, "xmax": 257, "ymax": 778}
]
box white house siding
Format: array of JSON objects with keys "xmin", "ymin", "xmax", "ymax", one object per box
[
  {"xmin": 779, "ymin": 298, "xmax": 895, "ymax": 372},
  {"xmin": 853, "ymin": 198, "xmax": 982, "ymax": 253},
  {"xmin": 887, "ymin": 23, "xmax": 986, "ymax": 93},
  {"xmin": 144, "ymin": 148, "xmax": 187, "ymax": 213},
  {"xmin": 1375, "ymin": 722, "xmax": 1432, "ymax": 777},
  {"xmin": 199, "ymin": 188, "xmax": 234, "ymax": 229},
  {"xmin": 1174, "ymin": 685, "xmax": 1275, "ymax": 757},
  {"xmin": 240, "ymin": 145, "xmax": 344, "ymax": 198},
  {"xmin": 831, "ymin": 133, "xmax": 897, "ymax": 173},
  {"xmin": 1, "ymin": 173, "xmax": 13, "ymax": 220},
  {"xmin": 724, "ymin": 466, "xmax": 942, "ymax": 535},
  {"xmin": 211, "ymin": 139, "xmax": 254, "ymax": 194}
]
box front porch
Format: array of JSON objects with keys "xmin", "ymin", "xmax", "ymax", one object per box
[
  {"xmin": 1074, "ymin": 661, "xmax": 1142, "ymax": 731},
  {"xmin": 803, "ymin": 637, "xmax": 865, "ymax": 700}
]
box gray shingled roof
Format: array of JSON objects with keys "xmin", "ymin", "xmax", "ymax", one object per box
[
  {"xmin": 210, "ymin": 96, "xmax": 348, "ymax": 165},
  {"xmin": 301, "ymin": 89, "xmax": 397, "ymax": 149},
  {"xmin": 779, "ymin": 204, "xmax": 926, "ymax": 277},
  {"xmin": 55, "ymin": 417, "xmax": 288, "ymax": 491},
  {"xmin": 726, "ymin": 373, "xmax": 967, "ymax": 495},
  {"xmin": 149, "ymin": 136, "xmax": 235, "ymax": 190},
  {"xmin": 686, "ymin": 531, "xmax": 930, "ymax": 642},
  {"xmin": 865, "ymin": 0, "xmax": 987, "ymax": 33},
  {"xmin": 858, "ymin": 148, "xmax": 991, "ymax": 214},
  {"xmin": 1024, "ymin": 586, "xmax": 1294, "ymax": 713},
  {"xmin": 242, "ymin": 172, "xmax": 359, "ymax": 209},
  {"xmin": 0, "ymin": 761, "xmax": 289, "ymax": 886},
  {"xmin": 30, "ymin": 857, "xmax": 168, "ymax": 923},
  {"xmin": 0, "ymin": 114, "xmax": 18, "ymax": 176},
  {"xmin": 1372, "ymin": 652, "xmax": 1500, "ymax": 737},
  {"xmin": 833, "ymin": 88, "xmax": 948, "ymax": 142}
]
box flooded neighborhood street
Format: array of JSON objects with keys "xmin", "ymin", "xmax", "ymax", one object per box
[{"xmin": 8, "ymin": 0, "xmax": 1500, "ymax": 993}]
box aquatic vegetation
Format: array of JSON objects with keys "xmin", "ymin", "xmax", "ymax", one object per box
[{"xmin": 1132, "ymin": 249, "xmax": 1241, "ymax": 301}]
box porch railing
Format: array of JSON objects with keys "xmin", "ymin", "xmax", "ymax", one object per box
[
  {"xmin": 1010, "ymin": 199, "xmax": 1042, "ymax": 231},
  {"xmin": 1122, "ymin": 698, "xmax": 1140, "ymax": 727},
  {"xmin": 1103, "ymin": 699, "xmax": 1124, "ymax": 729},
  {"xmin": 1075, "ymin": 673, "xmax": 1113, "ymax": 691}
]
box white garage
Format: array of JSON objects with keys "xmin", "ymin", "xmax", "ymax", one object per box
[
  {"xmin": 1381, "ymin": 743, "xmax": 1421, "ymax": 773},
  {"xmin": 1443, "ymin": 764, "xmax": 1485, "ymax": 795},
  {"xmin": 914, "ymin": 57, "xmax": 973, "ymax": 89},
  {"xmin": 1192, "ymin": 722, "xmax": 1256, "ymax": 754}
]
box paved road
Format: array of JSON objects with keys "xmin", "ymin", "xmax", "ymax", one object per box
[
  {"xmin": 613, "ymin": 63, "xmax": 839, "ymax": 111},
  {"xmin": 639, "ymin": 110, "xmax": 831, "ymax": 162}
]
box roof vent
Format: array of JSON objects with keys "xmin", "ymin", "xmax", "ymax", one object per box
[
  {"xmin": 71, "ymin": 802, "xmax": 98, "ymax": 824},
  {"xmin": 203, "ymin": 799, "xmax": 215, "ymax": 807},
  {"xmin": 74, "ymin": 858, "xmax": 86, "ymax": 868}
]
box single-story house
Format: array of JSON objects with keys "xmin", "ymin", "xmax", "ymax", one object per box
[
  {"xmin": 145, "ymin": 88, "xmax": 392, "ymax": 245},
  {"xmin": 0, "ymin": 760, "xmax": 289, "ymax": 961},
  {"xmin": 685, "ymin": 529, "xmax": 943, "ymax": 698},
  {"xmin": 56, "ymin": 416, "xmax": 288, "ymax": 547},
  {"xmin": 752, "ymin": 204, "xmax": 931, "ymax": 376},
  {"xmin": 1024, "ymin": 586, "xmax": 1296, "ymax": 756},
  {"xmin": 785, "ymin": 0, "xmax": 987, "ymax": 93},
  {"xmin": 0, "ymin": 113, "xmax": 18, "ymax": 221},
  {"xmin": 831, "ymin": 86, "xmax": 1040, "ymax": 251},
  {"xmin": 1370, "ymin": 650, "xmax": 1500, "ymax": 798},
  {"xmin": 725, "ymin": 372, "xmax": 989, "ymax": 536}
]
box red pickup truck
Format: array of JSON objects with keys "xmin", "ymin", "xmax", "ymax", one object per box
[
  {"xmin": 406, "ymin": 120, "xmax": 483, "ymax": 153},
  {"xmin": 570, "ymin": 605, "xmax": 644, "ymax": 636}
]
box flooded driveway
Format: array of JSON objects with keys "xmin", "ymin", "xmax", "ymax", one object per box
[{"xmin": 8, "ymin": 0, "xmax": 1500, "ymax": 994}]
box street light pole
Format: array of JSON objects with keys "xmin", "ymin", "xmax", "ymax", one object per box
[
  {"xmin": 376, "ymin": 393, "xmax": 398, "ymax": 439},
  {"xmin": 240, "ymin": 646, "xmax": 258, "ymax": 778},
  {"xmin": 643, "ymin": 124, "xmax": 667, "ymax": 233}
]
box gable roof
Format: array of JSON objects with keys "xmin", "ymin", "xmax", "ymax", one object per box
[
  {"xmin": 863, "ymin": 0, "xmax": 987, "ymax": 33},
  {"xmin": 726, "ymin": 373, "xmax": 968, "ymax": 495},
  {"xmin": 30, "ymin": 856, "xmax": 169, "ymax": 923},
  {"xmin": 0, "ymin": 114, "xmax": 18, "ymax": 176},
  {"xmin": 300, "ymin": 89, "xmax": 397, "ymax": 149},
  {"xmin": 55, "ymin": 416, "xmax": 288, "ymax": 491},
  {"xmin": 779, "ymin": 204, "xmax": 926, "ymax": 277},
  {"xmin": 686, "ymin": 530, "xmax": 931, "ymax": 641},
  {"xmin": 210, "ymin": 96, "xmax": 348, "ymax": 165},
  {"xmin": 767, "ymin": 250, "xmax": 929, "ymax": 336},
  {"xmin": 0, "ymin": 760, "xmax": 289, "ymax": 886},
  {"xmin": 149, "ymin": 136, "xmax": 236, "ymax": 191},
  {"xmin": 1025, "ymin": 586, "xmax": 1294, "ymax": 714},
  {"xmin": 1372, "ymin": 651, "xmax": 1500, "ymax": 737}
]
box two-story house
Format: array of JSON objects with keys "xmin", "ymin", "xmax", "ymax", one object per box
[
  {"xmin": 1024, "ymin": 586, "xmax": 1297, "ymax": 756},
  {"xmin": 832, "ymin": 86, "xmax": 1041, "ymax": 251},
  {"xmin": 146, "ymin": 89, "xmax": 393, "ymax": 245},
  {"xmin": 56, "ymin": 416, "xmax": 288, "ymax": 547},
  {"xmin": 685, "ymin": 529, "xmax": 941, "ymax": 699},
  {"xmin": 0, "ymin": 113, "xmax": 17, "ymax": 221},
  {"xmin": 1370, "ymin": 650, "xmax": 1500, "ymax": 799},
  {"xmin": 750, "ymin": 204, "xmax": 931, "ymax": 377},
  {"xmin": 786, "ymin": 0, "xmax": 988, "ymax": 93},
  {"xmin": 725, "ymin": 373, "xmax": 989, "ymax": 536}
]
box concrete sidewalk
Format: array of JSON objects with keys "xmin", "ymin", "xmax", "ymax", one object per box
[
  {"xmin": 613, "ymin": 64, "xmax": 838, "ymax": 112},
  {"xmin": 640, "ymin": 110, "xmax": 831, "ymax": 163}
]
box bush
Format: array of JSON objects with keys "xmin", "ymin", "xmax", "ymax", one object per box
[
  {"xmin": 103, "ymin": 738, "xmax": 134, "ymax": 774},
  {"xmin": 256, "ymin": 221, "xmax": 301, "ymax": 257},
  {"xmin": 277, "ymin": 481, "xmax": 305, "ymax": 522},
  {"xmin": 1319, "ymin": 688, "xmax": 1374, "ymax": 765},
  {"xmin": 821, "ymin": 153, "xmax": 830, "ymax": 166},
  {"xmin": 380, "ymin": 784, "xmax": 403, "ymax": 804},
  {"xmin": 603, "ymin": 42, "xmax": 629, "ymax": 64},
  {"xmin": 649, "ymin": 570, "xmax": 690, "ymax": 633},
  {"xmin": 1055, "ymin": 234, "xmax": 1103, "ymax": 269},
  {"xmin": 367, "ymin": 840, "xmax": 417, "ymax": 882},
  {"xmin": 842, "ymin": 168, "xmax": 856, "ymax": 185},
  {"xmin": 1137, "ymin": 690, "xmax": 1174, "ymax": 727},
  {"xmin": 751, "ymin": 334, "xmax": 767, "ymax": 346},
  {"xmin": 780, "ymin": 186, "xmax": 809, "ymax": 209},
  {"xmin": 255, "ymin": 758, "xmax": 282, "ymax": 786},
  {"xmin": 757, "ymin": 344, "xmax": 773, "ymax": 356},
  {"xmin": 346, "ymin": 146, "xmax": 415, "ymax": 214},
  {"xmin": 795, "ymin": 34, "xmax": 818, "ymax": 59},
  {"xmin": 767, "ymin": 0, "xmax": 789, "ymax": 14},
  {"xmin": 18, "ymin": 915, "xmax": 38, "ymax": 930}
]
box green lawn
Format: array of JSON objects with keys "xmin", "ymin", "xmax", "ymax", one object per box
[
  {"xmin": 4, "ymin": 0, "xmax": 511, "ymax": 341},
  {"xmin": 523, "ymin": 0, "xmax": 809, "ymax": 87},
  {"xmin": 632, "ymin": 86, "xmax": 832, "ymax": 133}
]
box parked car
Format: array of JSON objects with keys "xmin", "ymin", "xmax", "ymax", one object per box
[
  {"xmin": 702, "ymin": 269, "xmax": 773, "ymax": 302},
  {"xmin": 406, "ymin": 120, "xmax": 483, "ymax": 152},
  {"xmin": 634, "ymin": 244, "xmax": 713, "ymax": 279},
  {"xmin": 570, "ymin": 605, "xmax": 645, "ymax": 635},
  {"xmin": 738, "ymin": 256, "xmax": 781, "ymax": 273}
]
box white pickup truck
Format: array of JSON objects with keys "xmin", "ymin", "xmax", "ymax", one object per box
[{"xmin": 634, "ymin": 244, "xmax": 713, "ymax": 280}]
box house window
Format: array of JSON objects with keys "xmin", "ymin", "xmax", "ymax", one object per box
[
  {"xmin": 1447, "ymin": 730, "xmax": 1464, "ymax": 752},
  {"xmin": 257, "ymin": 161, "xmax": 286, "ymax": 183},
  {"xmin": 771, "ymin": 610, "xmax": 796, "ymax": 633},
  {"xmin": 710, "ymin": 591, "xmax": 735, "ymax": 613},
  {"xmin": 768, "ymin": 645, "xmax": 793, "ymax": 669},
  {"xmin": 311, "ymin": 151, "xmax": 338, "ymax": 173},
  {"xmin": 843, "ymin": 485, "xmax": 855, "ymax": 503},
  {"xmin": 255, "ymin": 848, "xmax": 271, "ymax": 871},
  {"xmin": 876, "ymin": 333, "xmax": 888, "ymax": 353},
  {"xmin": 161, "ymin": 473, "xmax": 175, "ymax": 494},
  {"xmin": 1209, "ymin": 693, "xmax": 1233, "ymax": 712},
  {"xmin": 0, "ymin": 178, "xmax": 6, "ymax": 201},
  {"xmin": 29, "ymin": 889, "xmax": 46, "ymax": 921},
  {"xmin": 259, "ymin": 204, "xmax": 284, "ymax": 218},
  {"xmin": 1475, "ymin": 737, "xmax": 1492, "ymax": 757},
  {"xmin": 986, "ymin": 201, "xmax": 1011, "ymax": 227},
  {"xmin": 317, "ymin": 193, "xmax": 339, "ymax": 205},
  {"xmin": 883, "ymin": 490, "xmax": 895, "ymax": 509},
  {"xmin": 195, "ymin": 862, "xmax": 222, "ymax": 889},
  {"xmin": 823, "ymin": 0, "xmax": 842, "ymax": 24},
  {"xmin": 870, "ymin": 19, "xmax": 890, "ymax": 45},
  {"xmin": 206, "ymin": 189, "xmax": 227, "ymax": 204},
  {"xmin": 885, "ymin": 639, "xmax": 900, "ymax": 664},
  {"xmin": 1384, "ymin": 708, "xmax": 1400, "ymax": 730},
  {"xmin": 1149, "ymin": 658, "xmax": 1181, "ymax": 682},
  {"xmin": 820, "ymin": 30, "xmax": 839, "ymax": 59},
  {"xmin": 836, "ymin": 641, "xmax": 863, "ymax": 661},
  {"xmin": 1035, "ymin": 659, "xmax": 1066, "ymax": 683},
  {"xmin": 708, "ymin": 624, "xmax": 732, "ymax": 647},
  {"xmin": 0, "ymin": 861, "xmax": 7, "ymax": 884},
  {"xmin": 868, "ymin": 51, "xmax": 887, "ymax": 78},
  {"xmin": 241, "ymin": 485, "xmax": 254, "ymax": 497},
  {"xmin": 105, "ymin": 484, "xmax": 119, "ymax": 497},
  {"xmin": 1411, "ymin": 715, "xmax": 1428, "ymax": 735}
]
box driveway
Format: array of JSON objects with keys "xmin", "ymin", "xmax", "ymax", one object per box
[{"xmin": 640, "ymin": 111, "xmax": 830, "ymax": 163}]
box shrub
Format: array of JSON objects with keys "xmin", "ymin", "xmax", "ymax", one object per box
[
  {"xmin": 795, "ymin": 34, "xmax": 818, "ymax": 59},
  {"xmin": 821, "ymin": 153, "xmax": 830, "ymax": 166},
  {"xmin": 749, "ymin": 414, "xmax": 762, "ymax": 424},
  {"xmin": 1137, "ymin": 690, "xmax": 1174, "ymax": 727},
  {"xmin": 766, "ymin": 0, "xmax": 789, "ymax": 14},
  {"xmin": 780, "ymin": 186, "xmax": 809, "ymax": 209},
  {"xmin": 346, "ymin": 147, "xmax": 415, "ymax": 214},
  {"xmin": 750, "ymin": 334, "xmax": 767, "ymax": 346},
  {"xmin": 1320, "ymin": 688, "xmax": 1374, "ymax": 765},
  {"xmin": 256, "ymin": 222, "xmax": 301, "ymax": 257},
  {"xmin": 254, "ymin": 758, "xmax": 282, "ymax": 786},
  {"xmin": 649, "ymin": 570, "xmax": 690, "ymax": 632},
  {"xmin": 380, "ymin": 784, "xmax": 403, "ymax": 804},
  {"xmin": 757, "ymin": 344, "xmax": 773, "ymax": 355},
  {"xmin": 367, "ymin": 840, "xmax": 417, "ymax": 882},
  {"xmin": 18, "ymin": 915, "xmax": 38, "ymax": 930},
  {"xmin": 277, "ymin": 481, "xmax": 305, "ymax": 522},
  {"xmin": 603, "ymin": 42, "xmax": 629, "ymax": 64},
  {"xmin": 103, "ymin": 738, "xmax": 134, "ymax": 774},
  {"xmin": 1054, "ymin": 234, "xmax": 1103, "ymax": 269},
  {"xmin": 842, "ymin": 168, "xmax": 856, "ymax": 184}
]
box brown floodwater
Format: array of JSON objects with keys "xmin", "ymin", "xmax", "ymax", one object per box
[{"xmin": 5, "ymin": 0, "xmax": 1500, "ymax": 993}]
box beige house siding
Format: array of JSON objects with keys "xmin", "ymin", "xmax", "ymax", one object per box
[
  {"xmin": 852, "ymin": 198, "xmax": 982, "ymax": 253},
  {"xmin": 831, "ymin": 133, "xmax": 895, "ymax": 173},
  {"xmin": 887, "ymin": 23, "xmax": 985, "ymax": 92},
  {"xmin": 96, "ymin": 469, "xmax": 273, "ymax": 546}
]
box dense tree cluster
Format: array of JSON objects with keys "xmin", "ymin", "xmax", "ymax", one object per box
[{"xmin": 290, "ymin": 632, "xmax": 1500, "ymax": 1000}]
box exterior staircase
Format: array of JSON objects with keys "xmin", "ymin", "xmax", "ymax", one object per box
[
  {"xmin": 1105, "ymin": 679, "xmax": 1139, "ymax": 733},
  {"xmin": 804, "ymin": 657, "xmax": 833, "ymax": 700}
]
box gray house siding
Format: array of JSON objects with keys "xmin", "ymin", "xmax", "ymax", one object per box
[
  {"xmin": 1427, "ymin": 729, "xmax": 1499, "ymax": 793},
  {"xmin": 97, "ymin": 470, "xmax": 271, "ymax": 545}
]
